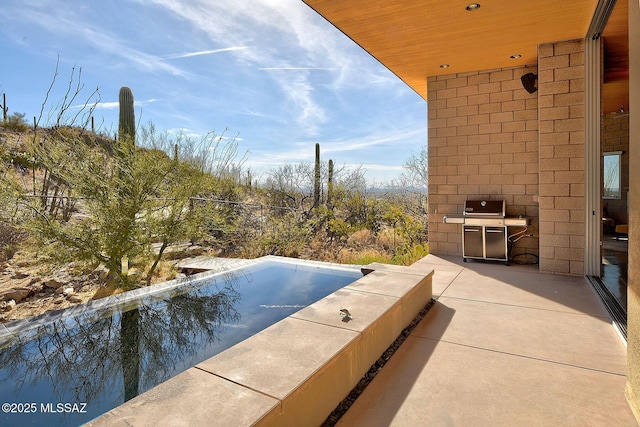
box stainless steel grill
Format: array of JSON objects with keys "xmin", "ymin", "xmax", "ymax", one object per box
[{"xmin": 443, "ymin": 200, "xmax": 529, "ymax": 265}]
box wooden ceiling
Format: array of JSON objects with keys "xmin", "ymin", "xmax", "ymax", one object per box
[{"xmin": 303, "ymin": 0, "xmax": 629, "ymax": 115}]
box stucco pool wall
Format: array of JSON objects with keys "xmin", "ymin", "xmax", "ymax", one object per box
[{"xmin": 87, "ymin": 260, "xmax": 434, "ymax": 427}]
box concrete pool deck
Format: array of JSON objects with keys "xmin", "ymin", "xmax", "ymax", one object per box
[
  {"xmin": 336, "ymin": 254, "xmax": 637, "ymax": 426},
  {"xmin": 86, "ymin": 254, "xmax": 636, "ymax": 426}
]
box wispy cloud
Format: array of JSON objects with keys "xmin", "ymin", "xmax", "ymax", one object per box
[
  {"xmin": 355, "ymin": 164, "xmax": 404, "ymax": 172},
  {"xmin": 320, "ymin": 129, "xmax": 425, "ymax": 156},
  {"xmin": 246, "ymin": 127, "xmax": 424, "ymax": 170},
  {"xmin": 80, "ymin": 29, "xmax": 190, "ymax": 77},
  {"xmin": 165, "ymin": 128, "xmax": 202, "ymax": 139},
  {"xmin": 94, "ymin": 101, "xmax": 119, "ymax": 110},
  {"xmin": 91, "ymin": 98, "xmax": 158, "ymax": 110},
  {"xmin": 258, "ymin": 67, "xmax": 335, "ymax": 71},
  {"xmin": 139, "ymin": 0, "xmax": 385, "ymax": 134},
  {"xmin": 2, "ymin": 2, "xmax": 191, "ymax": 78},
  {"xmin": 166, "ymin": 47, "xmax": 248, "ymax": 60}
]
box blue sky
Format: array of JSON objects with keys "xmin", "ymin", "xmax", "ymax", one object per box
[{"xmin": 1, "ymin": 0, "xmax": 427, "ymax": 184}]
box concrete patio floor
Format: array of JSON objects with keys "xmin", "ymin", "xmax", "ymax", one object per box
[{"xmin": 336, "ymin": 254, "xmax": 637, "ymax": 427}]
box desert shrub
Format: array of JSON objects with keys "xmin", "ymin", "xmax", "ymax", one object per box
[
  {"xmin": 392, "ymin": 243, "xmax": 429, "ymax": 266},
  {"xmin": 376, "ymin": 228, "xmax": 394, "ymax": 250},
  {"xmin": 3, "ymin": 151, "xmax": 34, "ymax": 169},
  {"xmin": 338, "ymin": 191, "xmax": 382, "ymax": 233},
  {"xmin": 0, "ymin": 223, "xmax": 25, "ymax": 261},
  {"xmin": 346, "ymin": 229, "xmax": 375, "ymax": 250},
  {"xmin": 327, "ymin": 217, "xmax": 352, "ymax": 242},
  {"xmin": 396, "ymin": 216, "xmax": 428, "ymax": 247},
  {"xmin": 338, "ymin": 248, "xmax": 393, "ymax": 265},
  {"xmin": 381, "ymin": 202, "xmax": 428, "ymax": 248},
  {"xmin": 0, "ymin": 166, "xmax": 24, "ymax": 224},
  {"xmin": 241, "ymin": 212, "xmax": 311, "ymax": 258},
  {"xmin": 26, "ymin": 130, "xmax": 212, "ymax": 289},
  {"xmin": 1, "ymin": 112, "xmax": 29, "ymax": 132},
  {"xmin": 376, "ymin": 227, "xmax": 408, "ymax": 251},
  {"xmin": 305, "ymin": 231, "xmax": 333, "ymax": 257}
]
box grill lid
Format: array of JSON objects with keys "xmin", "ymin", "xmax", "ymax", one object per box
[{"xmin": 464, "ymin": 200, "xmax": 505, "ymax": 217}]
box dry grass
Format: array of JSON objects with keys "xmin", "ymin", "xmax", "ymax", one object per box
[
  {"xmin": 346, "ymin": 229, "xmax": 375, "ymax": 250},
  {"xmin": 336, "ymin": 248, "xmax": 393, "ymax": 265}
]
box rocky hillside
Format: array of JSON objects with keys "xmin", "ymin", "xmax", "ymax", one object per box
[{"xmin": 0, "ymin": 257, "xmax": 106, "ymax": 322}]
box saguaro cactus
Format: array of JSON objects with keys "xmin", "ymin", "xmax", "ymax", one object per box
[
  {"xmin": 313, "ymin": 143, "xmax": 321, "ymax": 208},
  {"xmin": 118, "ymin": 86, "xmax": 135, "ymax": 145},
  {"xmin": 327, "ymin": 159, "xmax": 334, "ymax": 206},
  {"xmin": 2, "ymin": 93, "xmax": 7, "ymax": 123}
]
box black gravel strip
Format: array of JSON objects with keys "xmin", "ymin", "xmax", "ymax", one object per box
[{"xmin": 321, "ymin": 298, "xmax": 437, "ymax": 426}]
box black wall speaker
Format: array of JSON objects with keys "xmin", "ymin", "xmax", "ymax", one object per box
[{"xmin": 521, "ymin": 72, "xmax": 538, "ymax": 94}]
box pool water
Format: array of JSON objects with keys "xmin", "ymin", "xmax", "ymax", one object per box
[{"xmin": 0, "ymin": 258, "xmax": 361, "ymax": 426}]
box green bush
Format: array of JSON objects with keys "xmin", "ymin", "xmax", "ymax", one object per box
[
  {"xmin": 26, "ymin": 129, "xmax": 211, "ymax": 289},
  {"xmin": 241, "ymin": 213, "xmax": 311, "ymax": 258},
  {"xmin": 3, "ymin": 151, "xmax": 34, "ymax": 169},
  {"xmin": 1, "ymin": 112, "xmax": 29, "ymax": 132},
  {"xmin": 344, "ymin": 250, "xmax": 393, "ymax": 265},
  {"xmin": 392, "ymin": 243, "xmax": 429, "ymax": 266},
  {"xmin": 0, "ymin": 223, "xmax": 24, "ymax": 262}
]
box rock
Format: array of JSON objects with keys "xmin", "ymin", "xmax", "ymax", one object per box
[
  {"xmin": 15, "ymin": 260, "xmax": 31, "ymax": 268},
  {"xmin": 10, "ymin": 277, "xmax": 36, "ymax": 288},
  {"xmin": 0, "ymin": 300, "xmax": 16, "ymax": 311},
  {"xmin": 1, "ymin": 286, "xmax": 31, "ymax": 303},
  {"xmin": 44, "ymin": 278, "xmax": 65, "ymax": 289},
  {"xmin": 29, "ymin": 282, "xmax": 44, "ymax": 294},
  {"xmin": 91, "ymin": 265, "xmax": 110, "ymax": 280},
  {"xmin": 62, "ymin": 287, "xmax": 74, "ymax": 296},
  {"xmin": 11, "ymin": 271, "xmax": 29, "ymax": 280},
  {"xmin": 67, "ymin": 295, "xmax": 83, "ymax": 304},
  {"xmin": 44, "ymin": 267, "xmax": 73, "ymax": 289}
]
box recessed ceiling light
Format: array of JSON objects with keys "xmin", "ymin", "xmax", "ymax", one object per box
[
  {"xmin": 466, "ymin": 3, "xmax": 481, "ymax": 11},
  {"xmin": 510, "ymin": 54, "xmax": 522, "ymax": 59},
  {"xmin": 440, "ymin": 64, "xmax": 450, "ymax": 69}
]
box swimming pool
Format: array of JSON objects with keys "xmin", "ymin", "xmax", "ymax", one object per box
[{"xmin": 0, "ymin": 257, "xmax": 362, "ymax": 426}]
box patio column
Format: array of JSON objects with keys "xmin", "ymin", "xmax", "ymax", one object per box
[
  {"xmin": 537, "ymin": 40, "xmax": 587, "ymax": 275},
  {"xmin": 625, "ymin": 0, "xmax": 640, "ymax": 420},
  {"xmin": 584, "ymin": 37, "xmax": 602, "ymax": 276}
]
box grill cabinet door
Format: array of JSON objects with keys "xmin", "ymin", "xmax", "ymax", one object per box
[
  {"xmin": 485, "ymin": 227, "xmax": 507, "ymax": 260},
  {"xmin": 463, "ymin": 226, "xmax": 483, "ymax": 258}
]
